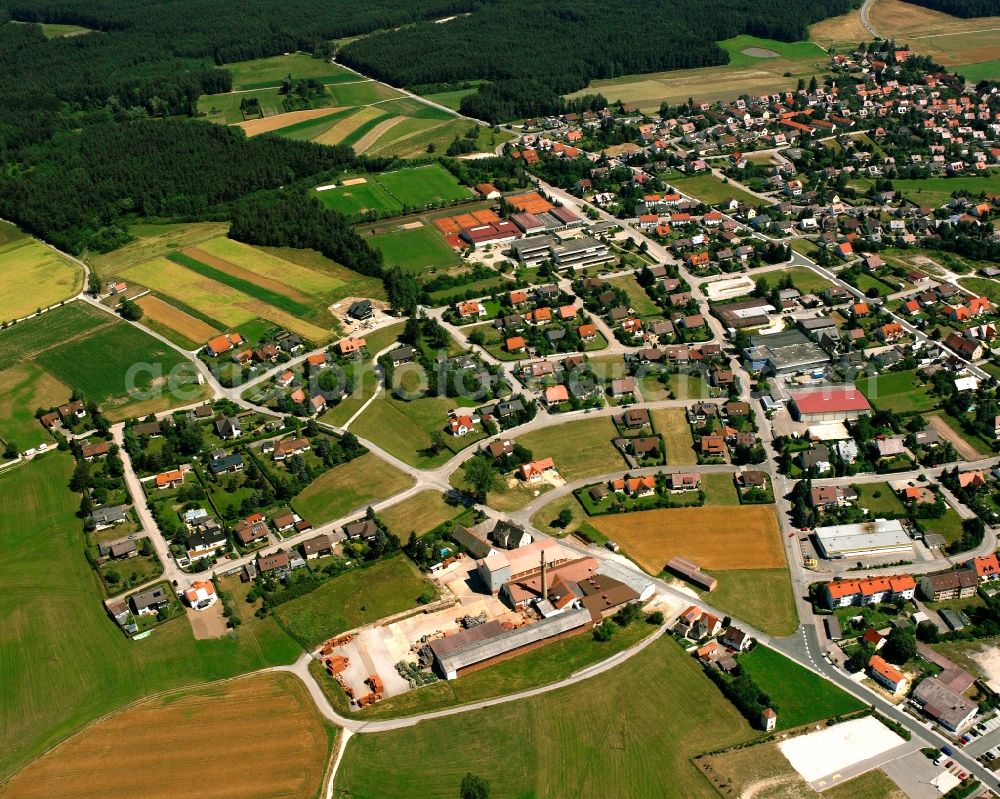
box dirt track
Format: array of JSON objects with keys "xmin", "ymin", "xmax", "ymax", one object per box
[{"xmin": 927, "ymin": 414, "xmax": 982, "ymax": 461}]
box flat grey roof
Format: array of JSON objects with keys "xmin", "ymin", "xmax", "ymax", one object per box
[{"xmin": 434, "ymin": 608, "xmax": 591, "ymax": 675}]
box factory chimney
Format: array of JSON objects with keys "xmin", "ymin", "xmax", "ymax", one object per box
[{"xmin": 540, "ymin": 549, "xmax": 547, "ymax": 601}]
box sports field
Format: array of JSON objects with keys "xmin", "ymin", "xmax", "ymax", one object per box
[
  {"xmin": 0, "ymin": 363, "xmax": 68, "ymax": 451},
  {"xmin": 0, "ymin": 232, "xmax": 82, "ymax": 322},
  {"xmin": 316, "ymin": 163, "xmax": 469, "ymax": 218},
  {"xmin": 367, "ymin": 225, "xmax": 461, "ymax": 272},
  {"xmin": 892, "ymin": 174, "xmax": 1000, "ymax": 208},
  {"xmin": 116, "ymin": 234, "xmax": 361, "ymax": 343},
  {"xmin": 515, "ymin": 417, "xmax": 626, "ymax": 480},
  {"xmin": 956, "ymin": 60, "xmax": 1000, "ymax": 82},
  {"xmin": 334, "ymin": 636, "xmax": 758, "ymax": 798},
  {"xmin": 274, "ymin": 555, "xmax": 433, "ymax": 648},
  {"xmin": 671, "ymin": 173, "xmax": 761, "ymax": 207},
  {"xmin": 589, "ymin": 505, "xmax": 784, "ymax": 574},
  {"xmin": 377, "ymin": 164, "xmax": 470, "ymax": 206},
  {"xmin": 317, "ymin": 177, "xmax": 401, "ymax": 217},
  {"xmin": 0, "ymin": 673, "xmax": 332, "ymax": 799},
  {"xmin": 378, "ymin": 490, "xmax": 461, "ymax": 538},
  {"xmin": 567, "ymin": 35, "xmax": 828, "ymax": 111},
  {"xmin": 651, "ymin": 408, "xmax": 697, "ymax": 465},
  {"xmin": 0, "ymin": 452, "xmax": 302, "ymax": 783},
  {"xmin": 292, "ymin": 451, "xmax": 414, "ymax": 524},
  {"xmin": 352, "ymin": 394, "xmax": 487, "ymax": 468},
  {"xmin": 739, "ymin": 646, "xmax": 864, "ymax": 728},
  {"xmin": 856, "ymin": 369, "xmax": 937, "ymax": 414}
]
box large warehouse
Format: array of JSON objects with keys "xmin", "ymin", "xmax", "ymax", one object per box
[
  {"xmin": 428, "ymin": 608, "xmax": 592, "ymax": 680},
  {"xmin": 789, "ymin": 385, "xmax": 872, "ymax": 422},
  {"xmin": 814, "ymin": 519, "xmax": 913, "ymax": 559}
]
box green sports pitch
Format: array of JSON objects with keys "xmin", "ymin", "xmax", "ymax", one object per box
[{"xmin": 314, "ymin": 163, "xmax": 470, "ymax": 218}]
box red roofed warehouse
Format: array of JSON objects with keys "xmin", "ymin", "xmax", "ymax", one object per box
[{"xmin": 790, "ymin": 386, "xmax": 872, "ymax": 422}]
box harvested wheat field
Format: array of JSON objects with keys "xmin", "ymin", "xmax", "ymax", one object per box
[
  {"xmin": 0, "ymin": 672, "xmax": 333, "ymax": 799},
  {"xmin": 353, "ymin": 116, "xmax": 405, "ymax": 153},
  {"xmin": 589, "ymin": 505, "xmax": 784, "ymax": 574},
  {"xmin": 314, "ymin": 106, "xmax": 384, "ymax": 145},
  {"xmin": 237, "ymin": 107, "xmax": 345, "ymax": 136},
  {"xmin": 136, "ymin": 295, "xmax": 219, "ymax": 343}
]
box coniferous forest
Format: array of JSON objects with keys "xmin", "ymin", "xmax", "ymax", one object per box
[
  {"xmin": 0, "ymin": 0, "xmax": 996, "ymax": 270},
  {"xmin": 900, "ymin": 0, "xmax": 1000, "ymax": 16}
]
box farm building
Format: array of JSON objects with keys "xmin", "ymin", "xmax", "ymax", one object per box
[
  {"xmin": 813, "ymin": 519, "xmax": 912, "ymax": 559},
  {"xmin": 666, "ymin": 556, "xmax": 717, "ymax": 591},
  {"xmin": 789, "ymin": 386, "xmax": 872, "ymax": 422}
]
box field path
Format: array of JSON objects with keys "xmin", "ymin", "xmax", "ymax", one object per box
[
  {"xmin": 928, "ymin": 414, "xmax": 983, "ymax": 461},
  {"xmin": 352, "ymin": 116, "xmax": 405, "ymax": 153},
  {"xmin": 739, "ymin": 775, "xmax": 801, "ymax": 799}
]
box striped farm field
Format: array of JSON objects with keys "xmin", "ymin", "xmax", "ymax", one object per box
[
  {"xmin": 135, "ymin": 295, "xmax": 220, "ymax": 346},
  {"xmin": 352, "ymin": 115, "xmax": 406, "ymax": 152},
  {"xmin": 588, "ymin": 505, "xmax": 784, "ymax": 574},
  {"xmin": 236, "ymin": 106, "xmax": 347, "ymax": 136},
  {"xmin": 195, "ymin": 237, "xmax": 346, "ymax": 296},
  {"xmin": 0, "ymin": 235, "xmax": 83, "ymax": 322},
  {"xmin": 313, "ymin": 105, "xmax": 385, "ymax": 145},
  {"xmin": 121, "ymin": 256, "xmax": 332, "ymax": 342}
]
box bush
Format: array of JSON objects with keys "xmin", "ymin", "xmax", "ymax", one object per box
[
  {"xmin": 647, "ymin": 610, "xmax": 665, "ymax": 625},
  {"xmin": 593, "ymin": 619, "xmax": 615, "ymax": 641}
]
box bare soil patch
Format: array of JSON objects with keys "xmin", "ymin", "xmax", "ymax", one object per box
[
  {"xmin": 185, "ymin": 602, "xmax": 229, "ymax": 639},
  {"xmin": 927, "ymin": 414, "xmax": 982, "ymax": 461},
  {"xmin": 136, "ymin": 295, "xmax": 219, "ymax": 342},
  {"xmin": 588, "ymin": 505, "xmax": 784, "ymax": 574},
  {"xmin": 742, "ymin": 47, "xmax": 780, "ymax": 57},
  {"xmin": 0, "ymin": 672, "xmax": 331, "ymax": 799},
  {"xmin": 236, "ymin": 106, "xmax": 345, "ymax": 136}
]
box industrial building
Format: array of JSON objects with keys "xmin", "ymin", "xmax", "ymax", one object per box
[
  {"xmin": 911, "ymin": 677, "xmax": 978, "ymax": 731},
  {"xmin": 743, "ymin": 330, "xmax": 829, "ymax": 376},
  {"xmin": 813, "ymin": 519, "xmax": 913, "ymax": 559},
  {"xmin": 789, "ymin": 385, "xmax": 872, "ymax": 422},
  {"xmin": 428, "ymin": 608, "xmax": 592, "ymax": 680}
]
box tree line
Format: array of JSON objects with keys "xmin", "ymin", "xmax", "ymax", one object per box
[
  {"xmin": 0, "ymin": 119, "xmax": 359, "ymax": 253},
  {"xmin": 339, "ymin": 0, "xmax": 860, "ymax": 122},
  {"xmin": 901, "ymin": 0, "xmax": 1000, "ymax": 15}
]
